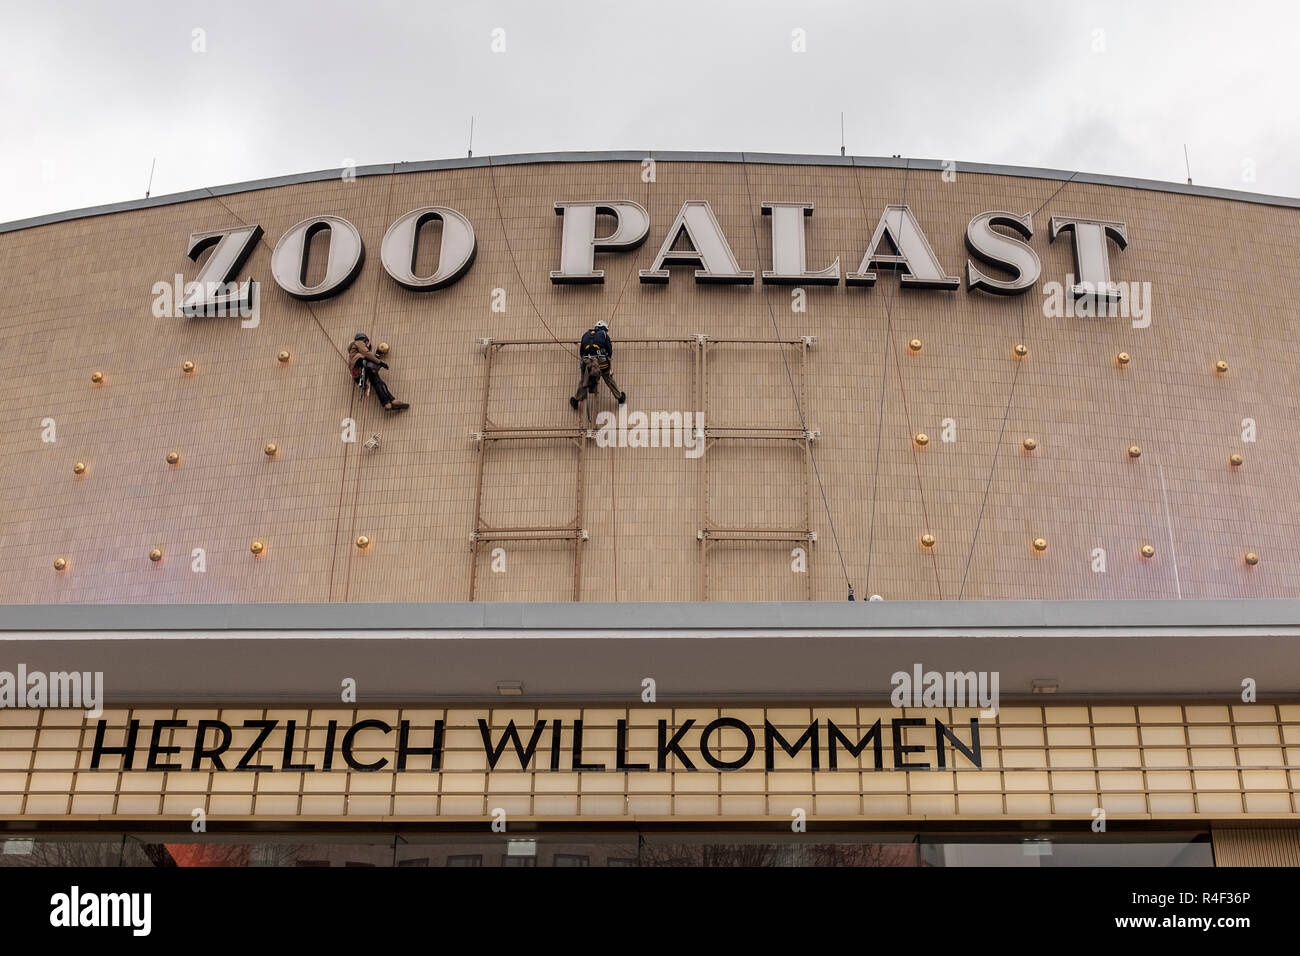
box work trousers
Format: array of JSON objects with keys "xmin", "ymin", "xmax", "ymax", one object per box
[
  {"xmin": 360, "ymin": 366, "xmax": 395, "ymax": 406},
  {"xmin": 573, "ymin": 356, "xmax": 623, "ymax": 403}
]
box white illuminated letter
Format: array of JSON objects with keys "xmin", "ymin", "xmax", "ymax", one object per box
[
  {"xmin": 965, "ymin": 211, "xmax": 1041, "ymax": 295},
  {"xmin": 847, "ymin": 205, "xmax": 959, "ymax": 289},
  {"xmin": 380, "ymin": 206, "xmax": 477, "ymax": 290},
  {"xmin": 761, "ymin": 201, "xmax": 840, "ymax": 285},
  {"xmin": 1049, "ymin": 215, "xmax": 1128, "ymax": 302},
  {"xmin": 550, "ymin": 201, "xmax": 650, "ymax": 284},
  {"xmin": 182, "ymin": 224, "xmax": 263, "ymax": 316},
  {"xmin": 270, "ymin": 215, "xmax": 365, "ymax": 301},
  {"xmin": 639, "ymin": 201, "xmax": 754, "ymax": 284}
]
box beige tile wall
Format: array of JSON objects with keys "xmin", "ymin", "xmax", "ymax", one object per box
[{"xmin": 2, "ymin": 160, "xmax": 1297, "ymax": 602}]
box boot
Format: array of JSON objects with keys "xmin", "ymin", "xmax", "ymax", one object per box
[
  {"xmin": 569, "ymin": 396, "xmax": 579, "ymax": 410},
  {"xmin": 386, "ymin": 401, "xmax": 410, "ymax": 412}
]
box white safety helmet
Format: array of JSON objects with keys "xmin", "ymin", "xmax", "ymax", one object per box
[{"xmin": 594, "ymin": 320, "xmax": 609, "ymax": 330}]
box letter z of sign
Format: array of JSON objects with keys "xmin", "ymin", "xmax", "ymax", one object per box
[{"xmin": 236, "ymin": 719, "xmax": 278, "ymax": 771}]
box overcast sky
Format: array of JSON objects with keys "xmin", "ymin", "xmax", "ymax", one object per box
[{"xmin": 2, "ymin": 0, "xmax": 1297, "ymax": 222}]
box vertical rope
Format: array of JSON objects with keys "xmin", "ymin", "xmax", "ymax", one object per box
[{"xmin": 737, "ymin": 156, "xmax": 853, "ymax": 595}]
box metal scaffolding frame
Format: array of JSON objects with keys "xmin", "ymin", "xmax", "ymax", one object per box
[
  {"xmin": 469, "ymin": 335, "xmax": 817, "ymax": 601},
  {"xmin": 695, "ymin": 334, "xmax": 818, "ymax": 600}
]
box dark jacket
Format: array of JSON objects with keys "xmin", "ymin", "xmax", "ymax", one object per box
[{"xmin": 580, "ymin": 328, "xmax": 612, "ymax": 357}]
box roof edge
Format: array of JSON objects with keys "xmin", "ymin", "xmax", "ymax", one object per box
[
  {"xmin": 1, "ymin": 599, "xmax": 1298, "ymax": 632},
  {"xmin": 3, "ymin": 150, "xmax": 1299, "ymax": 236}
]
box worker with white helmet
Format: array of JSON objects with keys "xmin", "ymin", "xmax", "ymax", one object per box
[{"xmin": 570, "ymin": 319, "xmax": 626, "ymax": 409}]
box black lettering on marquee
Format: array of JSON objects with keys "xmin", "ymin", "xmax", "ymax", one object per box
[
  {"xmin": 84, "ymin": 713, "xmax": 986, "ymax": 776},
  {"xmin": 322, "ymin": 720, "xmax": 338, "ymax": 771},
  {"xmin": 615, "ymin": 719, "xmax": 649, "ymax": 771},
  {"xmin": 90, "ymin": 719, "xmax": 140, "ymax": 770},
  {"xmin": 479, "ymin": 719, "xmax": 548, "ymax": 770},
  {"xmin": 827, "ymin": 718, "xmax": 883, "ymax": 770},
  {"xmin": 397, "ymin": 719, "xmax": 444, "ymax": 771},
  {"xmin": 342, "ymin": 719, "xmax": 391, "ymax": 772},
  {"xmin": 700, "ymin": 717, "xmax": 754, "ymax": 770},
  {"xmin": 549, "ymin": 719, "xmax": 562, "ymax": 771},
  {"xmin": 764, "ymin": 720, "xmax": 820, "ymax": 770},
  {"xmin": 934, "ymin": 718, "xmax": 981, "ymax": 769},
  {"xmin": 657, "ymin": 719, "xmax": 696, "ymax": 771},
  {"xmin": 147, "ymin": 719, "xmax": 186, "ymax": 771},
  {"xmin": 192, "ymin": 719, "xmax": 232, "ymax": 770},
  {"xmin": 281, "ymin": 719, "xmax": 317, "ymax": 772},
  {"xmin": 571, "ymin": 719, "xmax": 606, "ymax": 771},
  {"xmin": 236, "ymin": 719, "xmax": 277, "ymax": 771},
  {"xmin": 891, "ymin": 717, "xmax": 929, "ymax": 770}
]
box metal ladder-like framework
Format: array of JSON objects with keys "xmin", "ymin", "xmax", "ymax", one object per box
[
  {"xmin": 695, "ymin": 334, "xmax": 818, "ymax": 600},
  {"xmin": 469, "ymin": 338, "xmax": 588, "ymax": 601},
  {"xmin": 468, "ymin": 335, "xmax": 817, "ymax": 601}
]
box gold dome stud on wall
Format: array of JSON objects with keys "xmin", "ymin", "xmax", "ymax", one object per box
[
  {"xmin": 277, "ymin": 350, "xmax": 291, "ymax": 364},
  {"xmin": 182, "ymin": 361, "xmax": 195, "ymax": 374},
  {"xmin": 1033, "ymin": 538, "xmax": 1048, "ymax": 552},
  {"xmin": 908, "ymin": 339, "xmax": 923, "ymax": 352},
  {"xmin": 920, "ymin": 533, "xmax": 935, "ymax": 549},
  {"xmin": 1215, "ymin": 360, "xmax": 1229, "ymax": 374},
  {"xmin": 1230, "ymin": 453, "xmax": 1243, "ymax": 467},
  {"xmin": 73, "ymin": 462, "xmax": 86, "ymax": 475},
  {"xmin": 166, "ymin": 451, "xmax": 180, "ymax": 465},
  {"xmin": 914, "ymin": 433, "xmax": 929, "ymax": 446},
  {"xmin": 250, "ymin": 541, "xmax": 265, "ymax": 555},
  {"xmin": 53, "ymin": 557, "xmax": 68, "ymax": 571},
  {"xmin": 1140, "ymin": 544, "xmax": 1155, "ymax": 558},
  {"xmin": 149, "ymin": 547, "xmax": 163, "ymax": 562},
  {"xmin": 264, "ymin": 443, "xmax": 278, "ymax": 457},
  {"xmin": 376, "ymin": 343, "xmax": 390, "ymax": 355},
  {"xmin": 1128, "ymin": 445, "xmax": 1142, "ymax": 458},
  {"xmin": 90, "ymin": 371, "xmax": 104, "ymax": 384},
  {"xmin": 356, "ymin": 536, "xmax": 371, "ymax": 549},
  {"xmin": 1013, "ymin": 344, "xmax": 1028, "ymax": 358},
  {"xmin": 1245, "ymin": 552, "xmax": 1259, "ymax": 566},
  {"xmin": 1022, "ymin": 438, "xmax": 1037, "ymax": 451},
  {"xmin": 1117, "ymin": 352, "xmax": 1130, "ymax": 365}
]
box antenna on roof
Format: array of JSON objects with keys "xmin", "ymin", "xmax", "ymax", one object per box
[
  {"xmin": 840, "ymin": 112, "xmax": 845, "ymax": 156},
  {"xmin": 468, "ymin": 117, "xmax": 474, "ymax": 158},
  {"xmin": 1183, "ymin": 144, "xmax": 1192, "ymax": 185},
  {"xmin": 145, "ymin": 157, "xmax": 156, "ymax": 199}
]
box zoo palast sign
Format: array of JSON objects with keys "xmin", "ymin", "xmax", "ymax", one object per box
[{"xmin": 178, "ymin": 197, "xmax": 1131, "ymax": 316}]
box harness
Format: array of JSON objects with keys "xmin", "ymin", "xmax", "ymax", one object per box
[
  {"xmin": 581, "ymin": 332, "xmax": 611, "ymax": 370},
  {"xmin": 351, "ymin": 351, "xmax": 379, "ymax": 394}
]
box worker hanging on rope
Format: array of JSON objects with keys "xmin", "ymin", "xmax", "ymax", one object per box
[
  {"xmin": 348, "ymin": 333, "xmax": 409, "ymax": 411},
  {"xmin": 569, "ymin": 320, "xmax": 626, "ymax": 410}
]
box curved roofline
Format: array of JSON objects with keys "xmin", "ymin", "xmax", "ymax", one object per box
[{"xmin": 3, "ymin": 149, "xmax": 1299, "ymax": 236}]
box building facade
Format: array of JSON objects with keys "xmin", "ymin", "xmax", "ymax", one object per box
[{"xmin": 1, "ymin": 153, "xmax": 1298, "ymax": 865}]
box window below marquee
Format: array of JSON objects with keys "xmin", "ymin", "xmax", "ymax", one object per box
[{"xmin": 0, "ymin": 830, "xmax": 1215, "ymax": 867}]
